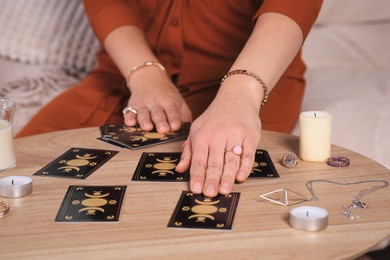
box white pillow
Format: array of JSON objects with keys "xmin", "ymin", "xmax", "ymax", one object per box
[
  {"xmin": 0, "ymin": 0, "xmax": 100, "ymax": 77},
  {"xmin": 316, "ymin": 0, "xmax": 390, "ymax": 24},
  {"xmin": 303, "ymin": 22, "xmax": 390, "ymax": 70}
]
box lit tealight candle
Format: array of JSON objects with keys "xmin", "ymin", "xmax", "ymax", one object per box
[
  {"xmin": 290, "ymin": 206, "xmax": 328, "ymax": 232},
  {"xmin": 0, "ymin": 176, "xmax": 33, "ymax": 198},
  {"xmin": 299, "ymin": 111, "xmax": 332, "ymax": 162}
]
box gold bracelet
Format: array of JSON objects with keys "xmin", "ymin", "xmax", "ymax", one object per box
[
  {"xmin": 126, "ymin": 61, "xmax": 166, "ymax": 86},
  {"xmin": 220, "ymin": 69, "xmax": 268, "ymax": 106}
]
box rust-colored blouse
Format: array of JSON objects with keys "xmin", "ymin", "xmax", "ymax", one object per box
[
  {"xmin": 84, "ymin": 0, "xmax": 321, "ymax": 83},
  {"xmin": 17, "ymin": 0, "xmax": 323, "ymax": 137},
  {"xmin": 81, "ymin": 1, "xmax": 322, "ymax": 133}
]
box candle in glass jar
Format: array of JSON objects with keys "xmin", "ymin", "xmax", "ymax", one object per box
[
  {"xmin": 299, "ymin": 111, "xmax": 332, "ymax": 162},
  {"xmin": 290, "ymin": 206, "xmax": 328, "ymax": 232}
]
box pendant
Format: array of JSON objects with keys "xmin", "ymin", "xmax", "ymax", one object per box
[{"xmin": 260, "ymin": 188, "xmax": 310, "ymax": 206}]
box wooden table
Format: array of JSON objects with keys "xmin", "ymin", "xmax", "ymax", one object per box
[{"xmin": 1, "ymin": 127, "xmax": 389, "ymax": 259}]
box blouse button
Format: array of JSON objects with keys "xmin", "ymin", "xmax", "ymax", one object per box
[
  {"xmin": 172, "ymin": 59, "xmax": 182, "ymax": 68},
  {"xmin": 170, "ymin": 18, "xmax": 179, "ymax": 27}
]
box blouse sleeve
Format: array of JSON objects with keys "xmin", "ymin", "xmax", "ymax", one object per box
[
  {"xmin": 255, "ymin": 0, "xmax": 323, "ymax": 40},
  {"xmin": 83, "ymin": 0, "xmax": 144, "ymax": 44}
]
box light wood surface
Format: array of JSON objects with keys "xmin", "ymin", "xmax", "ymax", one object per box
[{"xmin": 1, "ymin": 127, "xmax": 389, "ymax": 259}]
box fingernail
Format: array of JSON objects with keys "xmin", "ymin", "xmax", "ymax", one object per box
[
  {"xmin": 205, "ymin": 185, "xmax": 216, "ymax": 195},
  {"xmin": 175, "ymin": 161, "xmax": 182, "ymax": 169},
  {"xmin": 220, "ymin": 183, "xmax": 229, "ymax": 193},
  {"xmin": 238, "ymin": 172, "xmax": 247, "ymax": 181},
  {"xmin": 192, "ymin": 183, "xmax": 202, "ymax": 193}
]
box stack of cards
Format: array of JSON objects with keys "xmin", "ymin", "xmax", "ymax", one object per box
[{"xmin": 99, "ymin": 123, "xmax": 190, "ymax": 149}]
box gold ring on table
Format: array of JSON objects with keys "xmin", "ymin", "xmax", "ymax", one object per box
[
  {"xmin": 0, "ymin": 201, "xmax": 10, "ymax": 217},
  {"xmin": 225, "ymin": 145, "xmax": 243, "ymax": 156},
  {"xmin": 122, "ymin": 106, "xmax": 138, "ymax": 115}
]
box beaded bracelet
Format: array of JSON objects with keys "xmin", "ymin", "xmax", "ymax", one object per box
[
  {"xmin": 220, "ymin": 69, "xmax": 268, "ymax": 106},
  {"xmin": 126, "ymin": 61, "xmax": 166, "ymax": 86}
]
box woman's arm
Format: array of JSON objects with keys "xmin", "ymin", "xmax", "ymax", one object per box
[
  {"xmin": 176, "ymin": 12, "xmax": 304, "ymax": 197},
  {"xmin": 83, "ymin": 0, "xmax": 192, "ymax": 133}
]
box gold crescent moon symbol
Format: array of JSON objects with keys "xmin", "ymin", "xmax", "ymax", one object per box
[
  {"xmin": 76, "ymin": 154, "xmax": 97, "ymax": 160},
  {"xmin": 130, "ymin": 136, "xmax": 148, "ymax": 142},
  {"xmin": 58, "ymin": 166, "xmax": 80, "ymax": 172},
  {"xmin": 156, "ymin": 158, "xmax": 178, "ymax": 163},
  {"xmin": 251, "ymin": 168, "xmax": 262, "ymax": 173},
  {"xmin": 151, "ymin": 170, "xmax": 175, "ymax": 175},
  {"xmin": 194, "ymin": 199, "xmax": 220, "ymax": 205},
  {"xmin": 79, "ymin": 207, "xmax": 105, "ymax": 213},
  {"xmin": 122, "ymin": 127, "xmax": 137, "ymax": 133},
  {"xmin": 188, "ymin": 214, "xmax": 215, "ymax": 221},
  {"xmin": 85, "ymin": 193, "xmax": 110, "ymax": 198}
]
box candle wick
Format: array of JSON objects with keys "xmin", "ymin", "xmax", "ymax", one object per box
[
  {"xmin": 314, "ymin": 113, "xmax": 317, "ymax": 117},
  {"xmin": 306, "ymin": 211, "xmax": 309, "ymax": 217},
  {"xmin": 12, "ymin": 179, "xmax": 14, "ymax": 185}
]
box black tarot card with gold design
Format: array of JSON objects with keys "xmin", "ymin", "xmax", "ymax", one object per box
[
  {"xmin": 132, "ymin": 152, "xmax": 189, "ymax": 182},
  {"xmin": 100, "ymin": 123, "xmax": 190, "ymax": 149},
  {"xmin": 34, "ymin": 148, "xmax": 118, "ymax": 179},
  {"xmin": 55, "ymin": 185, "xmax": 126, "ymax": 222},
  {"xmin": 168, "ymin": 191, "xmax": 240, "ymax": 230},
  {"xmin": 248, "ymin": 149, "xmax": 279, "ymax": 178}
]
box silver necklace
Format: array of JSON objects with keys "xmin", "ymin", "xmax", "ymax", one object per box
[{"xmin": 305, "ymin": 179, "xmax": 388, "ymax": 219}]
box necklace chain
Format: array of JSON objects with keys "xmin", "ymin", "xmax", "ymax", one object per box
[{"xmin": 305, "ymin": 179, "xmax": 388, "ymax": 219}]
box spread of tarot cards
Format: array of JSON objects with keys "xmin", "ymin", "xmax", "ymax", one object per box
[{"xmin": 33, "ymin": 124, "xmax": 279, "ymax": 229}]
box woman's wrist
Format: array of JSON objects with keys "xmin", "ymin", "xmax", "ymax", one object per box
[
  {"xmin": 220, "ymin": 69, "xmax": 268, "ymax": 106},
  {"xmin": 126, "ymin": 61, "xmax": 166, "ymax": 88}
]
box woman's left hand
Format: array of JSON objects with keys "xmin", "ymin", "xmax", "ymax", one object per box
[{"xmin": 176, "ymin": 79, "xmax": 262, "ymax": 197}]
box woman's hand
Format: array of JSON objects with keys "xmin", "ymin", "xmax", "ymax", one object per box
[
  {"xmin": 123, "ymin": 69, "xmax": 192, "ymax": 133},
  {"xmin": 176, "ymin": 76, "xmax": 262, "ymax": 197}
]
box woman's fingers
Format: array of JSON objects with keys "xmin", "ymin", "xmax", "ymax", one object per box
[
  {"xmin": 219, "ymin": 144, "xmax": 243, "ymax": 194},
  {"xmin": 235, "ymin": 138, "xmax": 258, "ymax": 182}
]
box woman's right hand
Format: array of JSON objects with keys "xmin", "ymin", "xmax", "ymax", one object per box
[{"xmin": 123, "ymin": 68, "xmax": 192, "ymax": 133}]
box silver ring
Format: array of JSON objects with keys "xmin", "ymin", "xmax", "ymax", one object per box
[
  {"xmin": 281, "ymin": 152, "xmax": 299, "ymax": 168},
  {"xmin": 122, "ymin": 106, "xmax": 137, "ymax": 115},
  {"xmin": 225, "ymin": 145, "xmax": 243, "ymax": 156}
]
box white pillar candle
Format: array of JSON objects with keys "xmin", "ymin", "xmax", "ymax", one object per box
[
  {"xmin": 0, "ymin": 99, "xmax": 16, "ymax": 172},
  {"xmin": 290, "ymin": 206, "xmax": 328, "ymax": 232},
  {"xmin": 0, "ymin": 120, "xmax": 16, "ymax": 171},
  {"xmin": 299, "ymin": 111, "xmax": 332, "ymax": 162}
]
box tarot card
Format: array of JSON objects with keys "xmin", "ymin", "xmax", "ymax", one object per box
[
  {"xmin": 248, "ymin": 149, "xmax": 279, "ymax": 178},
  {"xmin": 33, "ymin": 148, "xmax": 118, "ymax": 179},
  {"xmin": 168, "ymin": 191, "xmax": 240, "ymax": 230},
  {"xmin": 132, "ymin": 152, "xmax": 189, "ymax": 182},
  {"xmin": 96, "ymin": 137, "xmax": 128, "ymax": 148},
  {"xmin": 101, "ymin": 123, "xmax": 190, "ymax": 149},
  {"xmin": 55, "ymin": 185, "xmax": 126, "ymax": 222}
]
